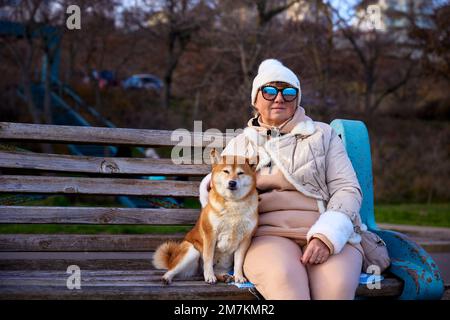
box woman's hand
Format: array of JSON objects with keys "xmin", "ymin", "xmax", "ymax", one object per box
[{"xmin": 301, "ymin": 238, "xmax": 330, "ymax": 265}]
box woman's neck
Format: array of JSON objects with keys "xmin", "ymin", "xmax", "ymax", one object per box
[{"xmin": 258, "ymin": 116, "xmax": 292, "ymax": 129}]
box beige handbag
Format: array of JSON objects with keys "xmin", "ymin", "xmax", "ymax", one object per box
[{"xmin": 357, "ymin": 227, "xmax": 391, "ymax": 273}]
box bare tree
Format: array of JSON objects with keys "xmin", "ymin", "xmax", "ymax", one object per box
[
  {"xmin": 407, "ymin": 2, "xmax": 450, "ymax": 83},
  {"xmin": 328, "ymin": 1, "xmax": 417, "ymax": 116},
  {"xmin": 0, "ymin": 0, "xmax": 45, "ymax": 124},
  {"xmin": 196, "ymin": 0, "xmax": 303, "ymax": 127},
  {"xmin": 66, "ymin": 0, "xmax": 119, "ymax": 109},
  {"xmin": 140, "ymin": 0, "xmax": 209, "ymax": 109},
  {"xmin": 237, "ymin": 0, "xmax": 302, "ymax": 86}
]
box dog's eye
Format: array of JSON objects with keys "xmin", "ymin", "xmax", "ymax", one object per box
[
  {"xmin": 223, "ymin": 170, "xmax": 230, "ymax": 174},
  {"xmin": 237, "ymin": 172, "xmax": 244, "ymax": 175}
]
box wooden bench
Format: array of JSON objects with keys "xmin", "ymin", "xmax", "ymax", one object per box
[{"xmin": 0, "ymin": 120, "xmax": 444, "ymax": 300}]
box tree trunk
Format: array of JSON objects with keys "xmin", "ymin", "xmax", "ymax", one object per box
[
  {"xmin": 66, "ymin": 41, "xmax": 76, "ymax": 85},
  {"xmin": 22, "ymin": 73, "xmax": 40, "ymax": 124},
  {"xmin": 163, "ymin": 72, "xmax": 172, "ymax": 109},
  {"xmin": 43, "ymin": 55, "xmax": 52, "ymax": 125},
  {"xmin": 94, "ymin": 80, "xmax": 102, "ymax": 110},
  {"xmin": 364, "ymin": 68, "xmax": 375, "ymax": 116},
  {"xmin": 163, "ymin": 28, "xmax": 179, "ymax": 109}
]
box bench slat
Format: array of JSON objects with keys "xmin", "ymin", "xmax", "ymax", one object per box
[
  {"xmin": 0, "ymin": 269, "xmax": 403, "ymax": 299},
  {"xmin": 0, "ymin": 151, "xmax": 210, "ymax": 176},
  {"xmin": 0, "ymin": 252, "xmax": 155, "ymax": 270},
  {"xmin": 0, "ymin": 250, "xmax": 405, "ymax": 298},
  {"xmin": 0, "ymin": 284, "xmax": 256, "ymax": 300},
  {"xmin": 0, "ymin": 234, "xmax": 184, "ymax": 251},
  {"xmin": 0, "ymin": 175, "xmax": 199, "ymax": 197},
  {"xmin": 0, "ymin": 269, "xmax": 201, "ymax": 282},
  {"xmin": 0, "ymin": 206, "xmax": 199, "ymax": 225},
  {"xmin": 0, "ymin": 122, "xmax": 234, "ymax": 147},
  {"xmin": 0, "ymin": 252, "xmax": 405, "ymax": 298}
]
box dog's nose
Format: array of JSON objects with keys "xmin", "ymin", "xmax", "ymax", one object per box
[{"xmin": 228, "ymin": 180, "xmax": 237, "ymax": 189}]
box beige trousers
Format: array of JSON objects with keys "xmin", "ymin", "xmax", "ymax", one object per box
[{"xmin": 243, "ymin": 235, "xmax": 363, "ymax": 300}]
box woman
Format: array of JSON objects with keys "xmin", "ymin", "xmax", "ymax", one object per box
[{"xmin": 199, "ymin": 59, "xmax": 365, "ymax": 300}]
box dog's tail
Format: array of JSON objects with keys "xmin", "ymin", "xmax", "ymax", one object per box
[{"xmin": 152, "ymin": 240, "xmax": 182, "ymax": 270}]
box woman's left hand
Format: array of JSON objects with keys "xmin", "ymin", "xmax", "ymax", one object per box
[{"xmin": 301, "ymin": 238, "xmax": 330, "ymax": 265}]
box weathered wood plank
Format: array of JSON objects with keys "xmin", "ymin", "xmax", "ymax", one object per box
[
  {"xmin": 0, "ymin": 251, "xmax": 406, "ymax": 296},
  {"xmin": 0, "ymin": 284, "xmax": 256, "ymax": 300},
  {"xmin": 0, "ymin": 234, "xmax": 185, "ymax": 252},
  {"xmin": 0, "ymin": 251, "xmax": 405, "ymax": 298},
  {"xmin": 355, "ymin": 277, "xmax": 403, "ymax": 297},
  {"xmin": 0, "ymin": 269, "xmax": 403, "ymax": 299},
  {"xmin": 0, "ymin": 251, "xmax": 152, "ymax": 260},
  {"xmin": 0, "ymin": 151, "xmax": 211, "ymax": 176},
  {"xmin": 0, "ymin": 175, "xmax": 200, "ymax": 197},
  {"xmin": 0, "ymin": 206, "xmax": 200, "ymax": 225},
  {"xmin": 0, "ymin": 122, "xmax": 235, "ymax": 147},
  {"xmin": 0, "ymin": 271, "xmax": 402, "ymax": 295},
  {"xmin": 0, "ymin": 277, "xmax": 401, "ymax": 298},
  {"xmin": 0, "ymin": 252, "xmax": 154, "ymax": 270},
  {"xmin": 0, "ymin": 269, "xmax": 401, "ymax": 293},
  {"xmin": 0, "ymin": 269, "xmax": 202, "ymax": 283}
]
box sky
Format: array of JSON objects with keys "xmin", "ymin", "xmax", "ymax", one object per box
[
  {"xmin": 328, "ymin": 0, "xmax": 360, "ymax": 19},
  {"xmin": 118, "ymin": 0, "xmax": 361, "ymax": 19}
]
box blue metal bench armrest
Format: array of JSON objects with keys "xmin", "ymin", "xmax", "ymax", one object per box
[
  {"xmin": 330, "ymin": 119, "xmax": 444, "ymax": 300},
  {"xmin": 373, "ymin": 229, "xmax": 444, "ymax": 299}
]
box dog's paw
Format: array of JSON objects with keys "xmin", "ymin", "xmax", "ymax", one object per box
[
  {"xmin": 204, "ymin": 272, "xmax": 217, "ymax": 284},
  {"xmin": 233, "ymin": 274, "xmax": 248, "ymax": 283},
  {"xmin": 162, "ymin": 272, "xmax": 172, "ymax": 285}
]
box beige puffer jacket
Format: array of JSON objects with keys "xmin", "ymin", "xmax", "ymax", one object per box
[{"xmin": 200, "ymin": 106, "xmax": 364, "ymax": 254}]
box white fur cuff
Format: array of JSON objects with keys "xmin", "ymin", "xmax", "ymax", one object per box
[
  {"xmin": 199, "ymin": 173, "xmax": 212, "ymax": 208},
  {"xmin": 307, "ymin": 210, "xmax": 354, "ymax": 254}
]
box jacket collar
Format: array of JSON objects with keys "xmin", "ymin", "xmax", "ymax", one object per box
[{"xmin": 246, "ymin": 106, "xmax": 316, "ymax": 138}]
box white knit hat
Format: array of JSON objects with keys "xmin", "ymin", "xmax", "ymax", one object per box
[{"xmin": 251, "ymin": 59, "xmax": 301, "ymax": 106}]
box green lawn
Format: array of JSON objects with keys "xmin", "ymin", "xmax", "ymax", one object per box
[
  {"xmin": 375, "ymin": 203, "xmax": 450, "ymax": 228},
  {"xmin": 0, "ymin": 200, "xmax": 448, "ymax": 234}
]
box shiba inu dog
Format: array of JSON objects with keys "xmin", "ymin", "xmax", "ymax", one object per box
[{"xmin": 152, "ymin": 149, "xmax": 259, "ymax": 284}]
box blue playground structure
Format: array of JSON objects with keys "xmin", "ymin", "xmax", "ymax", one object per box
[{"xmin": 0, "ymin": 20, "xmax": 179, "ymax": 209}]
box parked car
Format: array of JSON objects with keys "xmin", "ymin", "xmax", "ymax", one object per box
[{"xmin": 122, "ymin": 74, "xmax": 163, "ymax": 91}]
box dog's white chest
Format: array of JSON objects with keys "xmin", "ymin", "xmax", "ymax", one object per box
[
  {"xmin": 210, "ymin": 205, "xmax": 256, "ymax": 254},
  {"xmin": 216, "ymin": 221, "xmax": 243, "ymax": 253}
]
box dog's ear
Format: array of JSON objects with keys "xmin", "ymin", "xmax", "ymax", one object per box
[
  {"xmin": 209, "ymin": 148, "xmax": 221, "ymax": 166},
  {"xmin": 246, "ymin": 155, "xmax": 259, "ymax": 171}
]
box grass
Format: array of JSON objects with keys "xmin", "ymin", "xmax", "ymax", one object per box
[
  {"xmin": 375, "ymin": 203, "xmax": 450, "ymax": 228},
  {"xmin": 0, "ymin": 197, "xmax": 448, "ymax": 234}
]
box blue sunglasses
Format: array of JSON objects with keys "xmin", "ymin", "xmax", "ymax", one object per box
[{"xmin": 260, "ymin": 86, "xmax": 298, "ymax": 102}]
